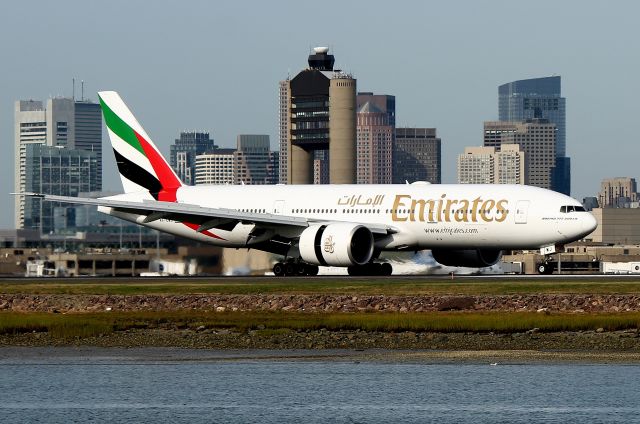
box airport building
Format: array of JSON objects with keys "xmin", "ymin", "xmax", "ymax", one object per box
[
  {"xmin": 14, "ymin": 97, "xmax": 102, "ymax": 230},
  {"xmin": 392, "ymin": 128, "xmax": 441, "ymax": 184},
  {"xmin": 589, "ymin": 208, "xmax": 640, "ymax": 244},
  {"xmin": 279, "ymin": 47, "xmax": 357, "ymax": 184},
  {"xmin": 169, "ymin": 131, "xmax": 217, "ymax": 185},
  {"xmin": 498, "ymin": 76, "xmax": 570, "ymax": 194},
  {"xmin": 457, "ymin": 145, "xmax": 526, "ymax": 185},
  {"xmin": 484, "ymin": 120, "xmax": 555, "ymax": 190}
]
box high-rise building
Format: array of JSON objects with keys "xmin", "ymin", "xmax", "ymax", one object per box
[
  {"xmin": 195, "ymin": 149, "xmax": 236, "ymax": 185},
  {"xmin": 14, "ymin": 97, "xmax": 102, "ymax": 229},
  {"xmin": 356, "ymin": 92, "xmax": 395, "ymax": 126},
  {"xmin": 392, "ymin": 128, "xmax": 441, "ymax": 184},
  {"xmin": 235, "ymin": 135, "xmax": 274, "ymax": 185},
  {"xmin": 278, "ymin": 80, "xmax": 290, "ymax": 184},
  {"xmin": 267, "ymin": 150, "xmax": 279, "ymax": 185},
  {"xmin": 170, "ymin": 131, "xmax": 217, "ymax": 185},
  {"xmin": 498, "ymin": 76, "xmax": 570, "ymax": 194},
  {"xmin": 194, "ymin": 135, "xmax": 278, "ymax": 185},
  {"xmin": 23, "ymin": 144, "xmax": 100, "ymax": 233},
  {"xmin": 598, "ymin": 177, "xmax": 639, "ymax": 208},
  {"xmin": 74, "ymin": 101, "xmax": 102, "ymax": 188},
  {"xmin": 279, "ymin": 47, "xmax": 357, "ymax": 184},
  {"xmin": 495, "ymin": 144, "xmax": 527, "ymax": 184},
  {"xmin": 458, "ymin": 147, "xmax": 494, "ymax": 184},
  {"xmin": 484, "ymin": 120, "xmax": 555, "ymax": 190},
  {"xmin": 356, "ymin": 102, "xmax": 393, "ymax": 184},
  {"xmin": 457, "ymin": 145, "xmax": 526, "ymax": 185}
]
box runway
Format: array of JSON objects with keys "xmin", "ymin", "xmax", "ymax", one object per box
[{"xmin": 2, "ymin": 272, "xmax": 640, "ymax": 284}]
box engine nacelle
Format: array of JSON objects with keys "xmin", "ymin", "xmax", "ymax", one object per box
[
  {"xmin": 431, "ymin": 249, "xmax": 502, "ymax": 268},
  {"xmin": 299, "ymin": 224, "xmax": 374, "ymax": 267}
]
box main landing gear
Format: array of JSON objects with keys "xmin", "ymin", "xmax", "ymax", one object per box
[
  {"xmin": 272, "ymin": 261, "xmax": 393, "ymax": 277},
  {"xmin": 273, "ymin": 261, "xmax": 319, "ymax": 277}
]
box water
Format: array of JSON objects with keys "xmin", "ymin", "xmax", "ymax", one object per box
[{"xmin": 1, "ymin": 349, "xmax": 640, "ymax": 423}]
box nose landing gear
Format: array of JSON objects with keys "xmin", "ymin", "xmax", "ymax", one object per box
[
  {"xmin": 536, "ymin": 261, "xmax": 555, "ymax": 275},
  {"xmin": 536, "ymin": 244, "xmax": 562, "ymax": 275}
]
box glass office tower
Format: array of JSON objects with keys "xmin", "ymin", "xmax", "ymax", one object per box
[{"xmin": 498, "ymin": 76, "xmax": 570, "ymax": 195}]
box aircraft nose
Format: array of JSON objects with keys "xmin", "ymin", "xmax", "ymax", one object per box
[{"xmin": 582, "ymin": 213, "xmax": 597, "ymax": 235}]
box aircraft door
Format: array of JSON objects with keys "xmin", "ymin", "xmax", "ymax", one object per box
[
  {"xmin": 273, "ymin": 200, "xmax": 285, "ymax": 215},
  {"xmin": 515, "ymin": 200, "xmax": 530, "ymax": 224}
]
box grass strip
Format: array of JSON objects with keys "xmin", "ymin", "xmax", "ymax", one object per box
[
  {"xmin": 3, "ymin": 277, "xmax": 640, "ymax": 296},
  {"xmin": 1, "ymin": 311, "xmax": 639, "ymax": 340}
]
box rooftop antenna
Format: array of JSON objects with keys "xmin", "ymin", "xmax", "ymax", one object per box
[
  {"xmin": 72, "ymin": 78, "xmax": 75, "ymax": 100},
  {"xmin": 81, "ymin": 80, "xmax": 84, "ymax": 101}
]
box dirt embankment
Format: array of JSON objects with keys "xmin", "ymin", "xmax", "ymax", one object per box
[
  {"xmin": 3, "ymin": 328, "xmax": 640, "ymax": 352},
  {"xmin": 2, "ymin": 293, "xmax": 640, "ymax": 313}
]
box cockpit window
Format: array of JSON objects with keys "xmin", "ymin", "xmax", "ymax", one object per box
[{"xmin": 560, "ymin": 205, "xmax": 586, "ymax": 213}]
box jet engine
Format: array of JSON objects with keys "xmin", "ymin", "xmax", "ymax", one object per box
[
  {"xmin": 431, "ymin": 249, "xmax": 502, "ymax": 268},
  {"xmin": 299, "ymin": 224, "xmax": 374, "ymax": 267}
]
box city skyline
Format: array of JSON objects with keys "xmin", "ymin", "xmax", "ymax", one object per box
[{"xmin": 1, "ymin": 1, "xmax": 639, "ymax": 228}]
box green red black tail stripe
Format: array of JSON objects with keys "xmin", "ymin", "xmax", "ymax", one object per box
[
  {"xmin": 100, "ymin": 91, "xmax": 225, "ymax": 241},
  {"xmin": 113, "ymin": 149, "xmax": 162, "ymax": 199}
]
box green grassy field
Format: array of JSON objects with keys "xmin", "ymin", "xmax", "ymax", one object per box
[
  {"xmin": 1, "ymin": 310, "xmax": 639, "ymax": 340},
  {"xmin": 2, "ymin": 276, "xmax": 640, "ymax": 296}
]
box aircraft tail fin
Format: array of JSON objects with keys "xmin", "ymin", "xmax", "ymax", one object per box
[{"xmin": 98, "ymin": 91, "xmax": 183, "ymax": 201}]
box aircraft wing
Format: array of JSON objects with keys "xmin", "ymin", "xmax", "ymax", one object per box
[{"xmin": 21, "ymin": 193, "xmax": 396, "ymax": 235}]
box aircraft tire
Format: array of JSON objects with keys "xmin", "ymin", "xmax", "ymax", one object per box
[
  {"xmin": 347, "ymin": 266, "xmax": 361, "ymax": 276},
  {"xmin": 380, "ymin": 263, "xmax": 393, "ymax": 276},
  {"xmin": 284, "ymin": 262, "xmax": 296, "ymax": 276},
  {"xmin": 537, "ymin": 262, "xmax": 554, "ymax": 275},
  {"xmin": 273, "ymin": 263, "xmax": 285, "ymax": 277},
  {"xmin": 296, "ymin": 263, "xmax": 307, "ymax": 276},
  {"xmin": 306, "ymin": 265, "xmax": 319, "ymax": 276}
]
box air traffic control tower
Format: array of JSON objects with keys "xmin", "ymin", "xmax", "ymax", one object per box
[{"xmin": 279, "ymin": 47, "xmax": 357, "ymax": 184}]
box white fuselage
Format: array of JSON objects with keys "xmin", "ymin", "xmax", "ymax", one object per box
[{"xmin": 102, "ymin": 183, "xmax": 597, "ymax": 254}]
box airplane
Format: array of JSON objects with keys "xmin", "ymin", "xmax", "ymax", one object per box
[{"xmin": 22, "ymin": 91, "xmax": 598, "ymax": 277}]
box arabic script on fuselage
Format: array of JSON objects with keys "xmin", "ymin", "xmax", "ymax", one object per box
[{"xmin": 337, "ymin": 194, "xmax": 385, "ymax": 208}]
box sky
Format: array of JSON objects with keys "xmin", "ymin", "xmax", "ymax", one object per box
[{"xmin": 1, "ymin": 0, "xmax": 639, "ymax": 228}]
